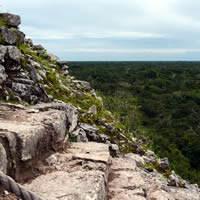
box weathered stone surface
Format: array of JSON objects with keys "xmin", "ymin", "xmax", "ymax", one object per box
[
  {"xmin": 158, "ymin": 157, "xmax": 170, "ymax": 170},
  {"xmin": 33, "ymin": 44, "xmax": 44, "ymax": 51},
  {"xmin": 0, "ymin": 45, "xmax": 7, "ymax": 63},
  {"xmin": 73, "ymin": 80, "xmax": 91, "ymax": 91},
  {"xmin": 70, "ymin": 128, "xmax": 88, "ymax": 142},
  {"xmin": 0, "ymin": 13, "xmax": 21, "ymax": 27},
  {"xmin": 24, "ymin": 142, "xmax": 110, "ymax": 200},
  {"xmin": 33, "ymin": 102, "xmax": 78, "ymax": 133},
  {"xmin": 0, "ymin": 27, "xmax": 17, "ymax": 45},
  {"xmin": 13, "ymin": 29, "xmax": 25, "ymax": 45},
  {"xmin": 0, "ymin": 64, "xmax": 7, "ymax": 85},
  {"xmin": 0, "ymin": 103, "xmax": 67, "ymax": 177},
  {"xmin": 107, "ymin": 154, "xmax": 200, "ymax": 200},
  {"xmin": 47, "ymin": 53, "xmax": 59, "ymax": 61},
  {"xmin": 0, "ymin": 143, "xmax": 7, "ymax": 174},
  {"xmin": 7, "ymin": 46, "xmax": 21, "ymax": 64}
]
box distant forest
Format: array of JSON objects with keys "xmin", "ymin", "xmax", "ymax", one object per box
[{"xmin": 69, "ymin": 61, "xmax": 200, "ymax": 185}]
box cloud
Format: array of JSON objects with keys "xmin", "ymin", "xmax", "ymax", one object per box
[
  {"xmin": 1, "ymin": 0, "xmax": 200, "ymax": 60},
  {"xmin": 63, "ymin": 48, "xmax": 200, "ymax": 54}
]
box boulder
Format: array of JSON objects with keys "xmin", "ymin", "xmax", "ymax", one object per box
[
  {"xmin": 47, "ymin": 53, "xmax": 59, "ymax": 61},
  {"xmin": 14, "ymin": 29, "xmax": 25, "ymax": 45},
  {"xmin": 0, "ymin": 45, "xmax": 7, "ymax": 63},
  {"xmin": 0, "ymin": 64, "xmax": 7, "ymax": 85},
  {"xmin": 0, "ymin": 27, "xmax": 17, "ymax": 45},
  {"xmin": 56, "ymin": 60, "xmax": 68, "ymax": 67},
  {"xmin": 158, "ymin": 157, "xmax": 170, "ymax": 170},
  {"xmin": 70, "ymin": 128, "xmax": 88, "ymax": 142},
  {"xmin": 0, "ymin": 143, "xmax": 7, "ymax": 174},
  {"xmin": 0, "ymin": 13, "xmax": 21, "ymax": 27},
  {"xmin": 6, "ymin": 45, "xmax": 21, "ymax": 64},
  {"xmin": 88, "ymin": 105, "xmax": 97, "ymax": 115},
  {"xmin": 33, "ymin": 102, "xmax": 78, "ymax": 133},
  {"xmin": 33, "ymin": 44, "xmax": 44, "ymax": 51}
]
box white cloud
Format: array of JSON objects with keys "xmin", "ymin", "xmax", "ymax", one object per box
[{"xmin": 63, "ymin": 48, "xmax": 200, "ymax": 54}]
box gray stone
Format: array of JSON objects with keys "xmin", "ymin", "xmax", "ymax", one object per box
[
  {"xmin": 88, "ymin": 105, "xmax": 97, "ymax": 115},
  {"xmin": 47, "ymin": 53, "xmax": 59, "ymax": 61},
  {"xmin": 0, "ymin": 103, "xmax": 67, "ymax": 163},
  {"xmin": 45, "ymin": 154, "xmax": 58, "ymax": 166},
  {"xmin": 0, "ymin": 143, "xmax": 8, "ymax": 174},
  {"xmin": 25, "ymin": 38, "xmax": 33, "ymax": 46},
  {"xmin": 0, "ymin": 64, "xmax": 7, "ymax": 85},
  {"xmin": 0, "ymin": 45, "xmax": 7, "ymax": 63},
  {"xmin": 33, "ymin": 102, "xmax": 78, "ymax": 133},
  {"xmin": 109, "ymin": 144, "xmax": 120, "ymax": 157},
  {"xmin": 159, "ymin": 157, "xmax": 170, "ymax": 170},
  {"xmin": 33, "ymin": 44, "xmax": 44, "ymax": 51},
  {"xmin": 56, "ymin": 61, "xmax": 68, "ymax": 66},
  {"xmin": 0, "ymin": 27, "xmax": 17, "ymax": 45},
  {"xmin": 7, "ymin": 45, "xmax": 21, "ymax": 63},
  {"xmin": 0, "ymin": 13, "xmax": 21, "ymax": 27},
  {"xmin": 14, "ymin": 29, "xmax": 25, "ymax": 45},
  {"xmin": 24, "ymin": 142, "xmax": 110, "ymax": 200},
  {"xmin": 70, "ymin": 128, "xmax": 88, "ymax": 142}
]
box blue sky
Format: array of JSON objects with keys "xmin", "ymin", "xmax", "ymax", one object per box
[{"xmin": 1, "ymin": 0, "xmax": 200, "ymax": 61}]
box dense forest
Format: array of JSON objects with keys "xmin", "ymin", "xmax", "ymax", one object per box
[{"xmin": 69, "ymin": 61, "xmax": 200, "ymax": 185}]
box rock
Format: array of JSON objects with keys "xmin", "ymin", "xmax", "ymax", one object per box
[
  {"xmin": 0, "ymin": 143, "xmax": 8, "ymax": 174},
  {"xmin": 24, "ymin": 142, "xmax": 110, "ymax": 200},
  {"xmin": 70, "ymin": 128, "xmax": 88, "ymax": 142},
  {"xmin": 25, "ymin": 38, "xmax": 33, "ymax": 46},
  {"xmin": 146, "ymin": 150, "xmax": 156, "ymax": 157},
  {"xmin": 33, "ymin": 102, "xmax": 78, "ymax": 133},
  {"xmin": 6, "ymin": 81, "xmax": 46, "ymax": 104},
  {"xmin": 0, "ymin": 103, "xmax": 67, "ymax": 179},
  {"xmin": 26, "ymin": 64, "xmax": 41, "ymax": 82},
  {"xmin": 109, "ymin": 144, "xmax": 120, "ymax": 157},
  {"xmin": 56, "ymin": 61, "xmax": 68, "ymax": 66},
  {"xmin": 0, "ymin": 45, "xmax": 7, "ymax": 63},
  {"xmin": 14, "ymin": 29, "xmax": 25, "ymax": 45},
  {"xmin": 73, "ymin": 80, "xmax": 91, "ymax": 91},
  {"xmin": 0, "ymin": 64, "xmax": 7, "ymax": 85},
  {"xmin": 33, "ymin": 44, "xmax": 44, "ymax": 51},
  {"xmin": 0, "ymin": 13, "xmax": 21, "ymax": 27},
  {"xmin": 0, "ymin": 27, "xmax": 17, "ymax": 45},
  {"xmin": 79, "ymin": 123, "xmax": 100, "ymax": 142},
  {"xmin": 159, "ymin": 157, "xmax": 170, "ymax": 170},
  {"xmin": 124, "ymin": 153, "xmax": 145, "ymax": 166},
  {"xmin": 45, "ymin": 155, "xmax": 58, "ymax": 166},
  {"xmin": 47, "ymin": 53, "xmax": 59, "ymax": 61},
  {"xmin": 88, "ymin": 105, "xmax": 97, "ymax": 115},
  {"xmin": 6, "ymin": 45, "xmax": 21, "ymax": 64}
]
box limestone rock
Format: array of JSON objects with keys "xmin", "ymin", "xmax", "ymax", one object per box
[
  {"xmin": 0, "ymin": 45, "xmax": 7, "ymax": 63},
  {"xmin": 0, "ymin": 103, "xmax": 67, "ymax": 178},
  {"xmin": 47, "ymin": 53, "xmax": 59, "ymax": 61},
  {"xmin": 0, "ymin": 13, "xmax": 21, "ymax": 27},
  {"xmin": 33, "ymin": 102, "xmax": 78, "ymax": 133},
  {"xmin": 0, "ymin": 64, "xmax": 7, "ymax": 85},
  {"xmin": 14, "ymin": 29, "xmax": 25, "ymax": 45},
  {"xmin": 6, "ymin": 45, "xmax": 21, "ymax": 64},
  {"xmin": 0, "ymin": 143, "xmax": 7, "ymax": 174},
  {"xmin": 159, "ymin": 157, "xmax": 170, "ymax": 170},
  {"xmin": 24, "ymin": 142, "xmax": 110, "ymax": 200},
  {"xmin": 0, "ymin": 27, "xmax": 17, "ymax": 45},
  {"xmin": 88, "ymin": 105, "xmax": 97, "ymax": 115},
  {"xmin": 33, "ymin": 44, "xmax": 44, "ymax": 51},
  {"xmin": 70, "ymin": 128, "xmax": 88, "ymax": 142}
]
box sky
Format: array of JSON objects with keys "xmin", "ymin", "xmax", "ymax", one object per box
[{"xmin": 1, "ymin": 0, "xmax": 200, "ymax": 61}]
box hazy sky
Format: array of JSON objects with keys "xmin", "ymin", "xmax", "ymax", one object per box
[{"xmin": 1, "ymin": 0, "xmax": 200, "ymax": 61}]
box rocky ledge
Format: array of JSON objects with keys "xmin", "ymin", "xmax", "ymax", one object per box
[{"xmin": 0, "ymin": 13, "xmax": 199, "ymax": 200}]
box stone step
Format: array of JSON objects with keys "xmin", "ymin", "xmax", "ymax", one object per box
[
  {"xmin": 107, "ymin": 154, "xmax": 200, "ymax": 200},
  {"xmin": 23, "ymin": 142, "xmax": 111, "ymax": 200}
]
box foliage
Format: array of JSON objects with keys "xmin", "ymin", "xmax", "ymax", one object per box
[{"xmin": 69, "ymin": 61, "xmax": 200, "ymax": 185}]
